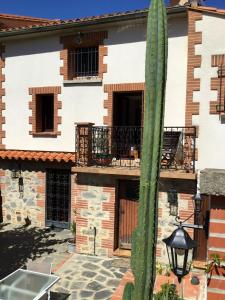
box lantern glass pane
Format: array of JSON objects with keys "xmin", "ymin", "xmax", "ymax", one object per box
[
  {"xmin": 175, "ymin": 248, "xmax": 186, "ymax": 274},
  {"xmin": 186, "ymin": 248, "xmax": 194, "ymax": 272},
  {"xmin": 166, "ymin": 246, "xmax": 172, "ymax": 269}
]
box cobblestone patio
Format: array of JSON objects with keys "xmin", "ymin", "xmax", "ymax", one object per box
[{"xmin": 0, "ymin": 224, "xmax": 129, "ymax": 299}]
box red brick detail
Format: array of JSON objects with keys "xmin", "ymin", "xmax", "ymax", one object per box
[
  {"xmin": 208, "ymin": 237, "xmax": 225, "ymax": 249},
  {"xmin": 0, "ymin": 44, "xmax": 5, "ymax": 149},
  {"xmin": 208, "ymin": 292, "xmax": 225, "ymax": 300},
  {"xmin": 60, "ymin": 31, "xmax": 108, "ymax": 80},
  {"xmin": 210, "ymin": 209, "xmax": 225, "ymax": 220},
  {"xmin": 36, "ymin": 171, "xmax": 45, "ymax": 226},
  {"xmin": 210, "ymin": 222, "xmax": 225, "ymax": 234},
  {"xmin": 207, "ymin": 199, "xmax": 225, "ymax": 299},
  {"xmin": 104, "ymin": 83, "xmax": 145, "ymax": 125},
  {"xmin": 111, "ymin": 270, "xmax": 134, "ymax": 300},
  {"xmin": 185, "ymin": 11, "xmax": 202, "ymax": 127},
  {"xmin": 28, "ymin": 86, "xmax": 62, "ymax": 137},
  {"xmin": 210, "ymin": 54, "xmax": 225, "ymax": 114},
  {"xmin": 208, "ymin": 278, "xmax": 225, "ymax": 290}
]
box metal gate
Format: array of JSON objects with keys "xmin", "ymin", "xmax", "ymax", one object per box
[{"xmin": 46, "ymin": 169, "xmax": 70, "ymax": 229}]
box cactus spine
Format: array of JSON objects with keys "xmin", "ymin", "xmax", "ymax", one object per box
[{"xmin": 122, "ymin": 0, "xmax": 168, "ymax": 299}]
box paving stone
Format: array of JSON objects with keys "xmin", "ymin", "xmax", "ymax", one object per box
[
  {"xmin": 113, "ymin": 271, "xmax": 124, "ymax": 279},
  {"xmin": 82, "ymin": 271, "xmax": 96, "ymax": 278},
  {"xmin": 83, "ymin": 262, "xmax": 100, "ymax": 270},
  {"xmin": 86, "ymin": 280, "xmax": 104, "ymax": 291},
  {"xmin": 94, "ymin": 290, "xmax": 112, "ymax": 299},
  {"xmin": 70, "ymin": 291, "xmax": 78, "ymax": 300},
  {"xmin": 95, "ymin": 275, "xmax": 106, "ymax": 282},
  {"xmin": 80, "ymin": 290, "xmax": 94, "ymax": 297},
  {"xmin": 70, "ymin": 281, "xmax": 86, "ymax": 290},
  {"xmin": 100, "ymin": 269, "xmax": 114, "ymax": 277},
  {"xmin": 106, "ymin": 279, "xmax": 120, "ymax": 287}
]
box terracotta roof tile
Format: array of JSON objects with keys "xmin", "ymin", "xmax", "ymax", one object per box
[
  {"xmin": 0, "ymin": 13, "xmax": 52, "ymax": 22},
  {"xmin": 0, "ymin": 9, "xmax": 148, "ymax": 33},
  {"xmin": 190, "ymin": 6, "xmax": 225, "ymax": 16},
  {"xmin": 0, "ymin": 150, "xmax": 75, "ymax": 163}
]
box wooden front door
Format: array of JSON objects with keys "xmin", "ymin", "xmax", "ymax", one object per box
[{"xmin": 119, "ymin": 180, "xmax": 139, "ymax": 249}]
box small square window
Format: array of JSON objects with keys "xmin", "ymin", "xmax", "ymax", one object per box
[
  {"xmin": 69, "ymin": 46, "xmax": 99, "ymax": 78},
  {"xmin": 36, "ymin": 94, "xmax": 54, "ymax": 132}
]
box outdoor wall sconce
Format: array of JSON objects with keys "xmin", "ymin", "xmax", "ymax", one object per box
[
  {"xmin": 11, "ymin": 165, "xmax": 21, "ymax": 179},
  {"xmin": 74, "ymin": 32, "xmax": 83, "ymax": 45},
  {"xmin": 193, "ymin": 193, "xmax": 203, "ymax": 225},
  {"xmin": 163, "ymin": 224, "xmax": 197, "ymax": 283},
  {"xmin": 167, "ymin": 188, "xmax": 178, "ymax": 216}
]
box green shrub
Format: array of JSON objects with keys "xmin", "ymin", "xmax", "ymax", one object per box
[{"xmin": 154, "ymin": 283, "xmax": 184, "ymax": 300}]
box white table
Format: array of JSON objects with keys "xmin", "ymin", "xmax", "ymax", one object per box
[{"xmin": 0, "ymin": 268, "xmax": 60, "ymax": 300}]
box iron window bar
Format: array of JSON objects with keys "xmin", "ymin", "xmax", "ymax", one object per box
[{"xmin": 69, "ymin": 46, "xmax": 99, "ymax": 78}]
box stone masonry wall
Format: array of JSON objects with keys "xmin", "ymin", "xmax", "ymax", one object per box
[
  {"xmin": 0, "ymin": 160, "xmax": 73, "ymax": 227},
  {"xmin": 75, "ymin": 173, "xmax": 115, "ymax": 257},
  {"xmin": 157, "ymin": 193, "xmax": 195, "ymax": 263},
  {"xmin": 75, "ymin": 175, "xmax": 196, "ymax": 259},
  {"xmin": 0, "ymin": 162, "xmax": 45, "ymax": 226},
  {"xmin": 157, "ymin": 179, "xmax": 196, "ymax": 263}
]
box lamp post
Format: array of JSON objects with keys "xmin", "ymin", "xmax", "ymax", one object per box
[{"xmin": 163, "ymin": 225, "xmax": 197, "ymax": 283}]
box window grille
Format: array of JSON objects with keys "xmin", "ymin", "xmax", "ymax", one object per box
[{"xmin": 69, "ymin": 46, "xmax": 99, "ymax": 77}]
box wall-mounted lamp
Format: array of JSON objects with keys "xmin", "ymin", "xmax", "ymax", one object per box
[
  {"xmin": 163, "ymin": 224, "xmax": 197, "ymax": 283},
  {"xmin": 193, "ymin": 193, "xmax": 203, "ymax": 225},
  {"xmin": 167, "ymin": 188, "xmax": 178, "ymax": 216},
  {"xmin": 74, "ymin": 32, "xmax": 82, "ymax": 45},
  {"xmin": 11, "ymin": 165, "xmax": 21, "ymax": 179}
]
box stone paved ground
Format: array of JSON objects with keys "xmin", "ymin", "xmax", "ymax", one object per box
[
  {"xmin": 52, "ymin": 254, "xmax": 129, "ymax": 300},
  {"xmin": 0, "ymin": 224, "xmax": 129, "ymax": 300}
]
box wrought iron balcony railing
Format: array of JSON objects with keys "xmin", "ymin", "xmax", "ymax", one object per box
[{"xmin": 75, "ymin": 125, "xmax": 196, "ymax": 173}]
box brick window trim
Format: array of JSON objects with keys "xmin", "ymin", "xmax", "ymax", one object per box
[
  {"xmin": 60, "ymin": 31, "xmax": 108, "ymax": 81},
  {"xmin": 0, "ymin": 44, "xmax": 6, "ymax": 149},
  {"xmin": 28, "ymin": 86, "xmax": 62, "ymax": 137},
  {"xmin": 210, "ymin": 54, "xmax": 225, "ymax": 114},
  {"xmin": 103, "ymin": 83, "xmax": 145, "ymax": 126},
  {"xmin": 185, "ymin": 10, "xmax": 202, "ymax": 131}
]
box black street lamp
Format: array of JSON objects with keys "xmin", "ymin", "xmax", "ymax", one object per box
[{"xmin": 163, "ymin": 225, "xmax": 197, "ymax": 282}]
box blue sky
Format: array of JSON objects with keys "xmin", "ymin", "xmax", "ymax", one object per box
[{"xmin": 0, "ymin": 0, "xmax": 224, "ymax": 20}]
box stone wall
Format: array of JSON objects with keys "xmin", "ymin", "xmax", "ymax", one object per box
[
  {"xmin": 75, "ymin": 175, "xmax": 196, "ymax": 259},
  {"xmin": 0, "ymin": 163, "xmax": 45, "ymax": 226},
  {"xmin": 157, "ymin": 178, "xmax": 196, "ymax": 263},
  {"xmin": 75, "ymin": 173, "xmax": 116, "ymax": 257},
  {"xmin": 0, "ymin": 160, "xmax": 74, "ymax": 228}
]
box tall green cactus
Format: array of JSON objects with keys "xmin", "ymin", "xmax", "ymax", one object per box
[{"xmin": 122, "ymin": 0, "xmax": 168, "ymax": 299}]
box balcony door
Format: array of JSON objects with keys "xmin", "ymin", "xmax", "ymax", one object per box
[
  {"xmin": 113, "ymin": 91, "xmax": 143, "ymax": 127},
  {"xmin": 118, "ymin": 180, "xmax": 139, "ymax": 249},
  {"xmin": 46, "ymin": 169, "xmax": 70, "ymax": 229},
  {"xmin": 113, "ymin": 92, "xmax": 143, "ymax": 160}
]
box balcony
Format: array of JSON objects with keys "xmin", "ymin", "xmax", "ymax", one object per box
[{"xmin": 75, "ymin": 124, "xmax": 196, "ymax": 175}]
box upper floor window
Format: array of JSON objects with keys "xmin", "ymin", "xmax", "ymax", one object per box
[
  {"xmin": 36, "ymin": 94, "xmax": 54, "ymax": 132},
  {"xmin": 60, "ymin": 31, "xmax": 108, "ymax": 81},
  {"xmin": 29, "ymin": 86, "xmax": 62, "ymax": 137},
  {"xmin": 69, "ymin": 46, "xmax": 99, "ymax": 78}
]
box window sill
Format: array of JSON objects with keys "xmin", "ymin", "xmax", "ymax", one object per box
[
  {"xmin": 30, "ymin": 131, "xmax": 59, "ymax": 138},
  {"xmin": 63, "ymin": 77, "xmax": 102, "ymax": 85}
]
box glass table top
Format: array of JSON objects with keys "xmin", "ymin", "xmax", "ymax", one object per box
[{"xmin": 0, "ymin": 269, "xmax": 59, "ymax": 300}]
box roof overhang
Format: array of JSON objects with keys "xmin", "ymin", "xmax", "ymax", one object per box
[{"xmin": 0, "ymin": 6, "xmax": 187, "ymax": 40}]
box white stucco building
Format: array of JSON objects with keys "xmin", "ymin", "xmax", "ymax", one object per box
[{"xmin": 0, "ymin": 2, "xmax": 225, "ymax": 299}]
